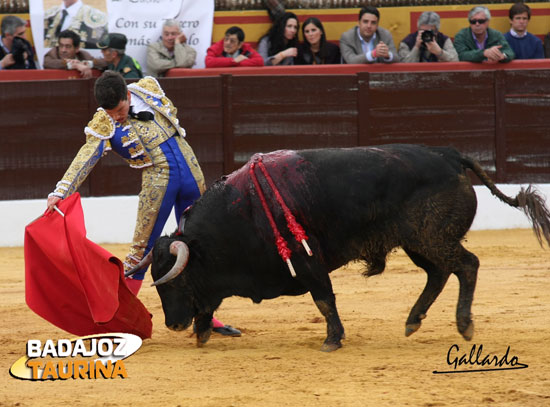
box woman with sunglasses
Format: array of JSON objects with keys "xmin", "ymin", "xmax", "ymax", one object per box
[
  {"xmin": 295, "ymin": 17, "xmax": 341, "ymax": 65},
  {"xmin": 454, "ymin": 6, "xmax": 514, "ymax": 63}
]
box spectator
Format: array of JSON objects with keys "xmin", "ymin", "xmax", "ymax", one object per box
[
  {"xmin": 545, "ymin": 34, "xmax": 550, "ymax": 58},
  {"xmin": 454, "ymin": 6, "xmax": 514, "ymax": 63},
  {"xmin": 147, "ymin": 19, "xmax": 197, "ymax": 77},
  {"xmin": 340, "ymin": 6, "xmax": 398, "ymax": 64},
  {"xmin": 0, "ymin": 15, "xmax": 36, "ymax": 70},
  {"xmin": 205, "ymin": 26, "xmax": 263, "ymax": 68},
  {"xmin": 257, "ymin": 12, "xmax": 299, "ymax": 66},
  {"xmin": 504, "ymin": 3, "xmax": 544, "ymax": 60},
  {"xmin": 398, "ymin": 11, "xmax": 458, "ymax": 62},
  {"xmin": 296, "ymin": 17, "xmax": 341, "ymax": 65},
  {"xmin": 43, "ymin": 29, "xmax": 107, "ymax": 77},
  {"xmin": 44, "ymin": 0, "xmax": 108, "ymax": 49},
  {"xmin": 97, "ymin": 33, "xmax": 143, "ymax": 78}
]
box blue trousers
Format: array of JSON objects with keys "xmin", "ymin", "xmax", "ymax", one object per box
[{"xmin": 125, "ymin": 136, "xmax": 203, "ymax": 280}]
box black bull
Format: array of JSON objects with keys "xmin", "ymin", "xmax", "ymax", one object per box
[{"xmin": 131, "ymin": 145, "xmax": 550, "ymax": 351}]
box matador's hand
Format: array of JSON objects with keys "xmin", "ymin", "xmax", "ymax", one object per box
[{"xmin": 47, "ymin": 196, "xmax": 62, "ymax": 212}]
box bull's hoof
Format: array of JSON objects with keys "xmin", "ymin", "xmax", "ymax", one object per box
[
  {"xmin": 405, "ymin": 323, "xmax": 421, "ymax": 337},
  {"xmin": 459, "ymin": 320, "xmax": 474, "ymax": 341},
  {"xmin": 196, "ymin": 330, "xmax": 212, "ymax": 347},
  {"xmin": 168, "ymin": 323, "xmax": 187, "ymax": 332},
  {"xmin": 320, "ymin": 341, "xmax": 342, "ymax": 352},
  {"xmin": 405, "ymin": 313, "xmax": 426, "ymax": 337}
]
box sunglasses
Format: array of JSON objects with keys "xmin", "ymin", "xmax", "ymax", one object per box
[{"xmin": 469, "ymin": 19, "xmax": 488, "ymax": 25}]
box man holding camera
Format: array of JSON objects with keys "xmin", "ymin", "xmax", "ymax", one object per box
[
  {"xmin": 0, "ymin": 15, "xmax": 37, "ymax": 70},
  {"xmin": 398, "ymin": 11, "xmax": 458, "ymax": 63}
]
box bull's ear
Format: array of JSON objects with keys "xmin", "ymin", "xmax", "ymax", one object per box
[
  {"xmin": 151, "ymin": 240, "xmax": 189, "ymax": 286},
  {"xmin": 175, "ymin": 205, "xmax": 192, "ymax": 235}
]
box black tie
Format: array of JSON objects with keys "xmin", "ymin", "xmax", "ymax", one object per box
[
  {"xmin": 55, "ymin": 9, "xmax": 68, "ymax": 37},
  {"xmin": 129, "ymin": 106, "xmax": 154, "ymax": 121}
]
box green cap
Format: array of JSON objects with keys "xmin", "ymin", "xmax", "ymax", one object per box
[{"xmin": 97, "ymin": 33, "xmax": 127, "ymax": 50}]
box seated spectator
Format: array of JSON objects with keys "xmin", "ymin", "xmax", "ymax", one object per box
[
  {"xmin": 97, "ymin": 33, "xmax": 143, "ymax": 78},
  {"xmin": 257, "ymin": 12, "xmax": 299, "ymax": 66},
  {"xmin": 0, "ymin": 15, "xmax": 36, "ymax": 70},
  {"xmin": 296, "ymin": 17, "xmax": 341, "ymax": 65},
  {"xmin": 504, "ymin": 3, "xmax": 544, "ymax": 60},
  {"xmin": 340, "ymin": 6, "xmax": 398, "ymax": 64},
  {"xmin": 205, "ymin": 26, "xmax": 263, "ymax": 68},
  {"xmin": 398, "ymin": 11, "xmax": 458, "ymax": 62},
  {"xmin": 147, "ymin": 19, "xmax": 197, "ymax": 77},
  {"xmin": 454, "ymin": 6, "xmax": 514, "ymax": 63},
  {"xmin": 43, "ymin": 30, "xmax": 107, "ymax": 78}
]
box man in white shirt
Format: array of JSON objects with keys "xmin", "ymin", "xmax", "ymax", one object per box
[{"xmin": 44, "ymin": 0, "xmax": 108, "ymax": 49}]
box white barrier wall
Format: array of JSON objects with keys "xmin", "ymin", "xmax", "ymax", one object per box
[{"xmin": 1, "ymin": 184, "xmax": 549, "ymax": 247}]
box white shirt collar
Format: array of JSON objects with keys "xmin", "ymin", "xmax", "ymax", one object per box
[
  {"xmin": 509, "ymin": 28, "xmax": 527, "ymax": 39},
  {"xmin": 0, "ymin": 35, "xmax": 10, "ymax": 53},
  {"xmin": 356, "ymin": 26, "xmax": 376, "ymax": 45},
  {"xmin": 130, "ymin": 94, "xmax": 154, "ymax": 114},
  {"xmin": 62, "ymin": 0, "xmax": 83, "ymax": 17}
]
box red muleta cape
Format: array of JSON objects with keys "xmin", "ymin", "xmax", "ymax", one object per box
[{"xmin": 24, "ymin": 193, "xmax": 152, "ymax": 339}]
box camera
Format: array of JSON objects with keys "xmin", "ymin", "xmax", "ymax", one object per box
[
  {"xmin": 11, "ymin": 36, "xmax": 33, "ymax": 65},
  {"xmin": 421, "ymin": 30, "xmax": 435, "ymax": 43}
]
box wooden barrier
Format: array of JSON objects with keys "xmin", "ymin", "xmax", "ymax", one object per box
[{"xmin": 1, "ymin": 61, "xmax": 549, "ymax": 200}]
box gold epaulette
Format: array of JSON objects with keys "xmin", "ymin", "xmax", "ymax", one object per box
[
  {"xmin": 84, "ymin": 108, "xmax": 115, "ymax": 140},
  {"xmin": 129, "ymin": 76, "xmax": 165, "ymax": 99},
  {"xmin": 81, "ymin": 4, "xmax": 108, "ymax": 28}
]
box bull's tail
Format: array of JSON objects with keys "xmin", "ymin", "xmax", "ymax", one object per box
[{"xmin": 461, "ymin": 155, "xmax": 550, "ymax": 247}]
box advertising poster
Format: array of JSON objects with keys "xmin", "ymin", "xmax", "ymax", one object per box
[{"xmin": 29, "ymin": 0, "xmax": 213, "ymax": 71}]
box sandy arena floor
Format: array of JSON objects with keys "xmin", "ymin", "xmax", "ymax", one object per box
[{"xmin": 1, "ymin": 229, "xmax": 549, "ymax": 406}]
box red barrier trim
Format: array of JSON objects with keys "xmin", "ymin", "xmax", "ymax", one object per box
[
  {"xmin": 164, "ymin": 60, "xmax": 550, "ymax": 78},
  {"xmin": 0, "ymin": 69, "xmax": 102, "ymax": 82},
  {"xmin": 2, "ymin": 61, "xmax": 549, "ymax": 82}
]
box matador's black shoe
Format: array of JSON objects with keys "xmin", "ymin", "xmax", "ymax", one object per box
[{"xmin": 212, "ymin": 325, "xmax": 241, "ymax": 337}]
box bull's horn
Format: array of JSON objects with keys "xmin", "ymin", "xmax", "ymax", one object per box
[
  {"xmin": 151, "ymin": 240, "xmax": 189, "ymax": 286},
  {"xmin": 124, "ymin": 250, "xmax": 154, "ymax": 277}
]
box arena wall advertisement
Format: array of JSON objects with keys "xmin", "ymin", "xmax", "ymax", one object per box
[{"xmin": 28, "ymin": 0, "xmax": 213, "ymax": 71}]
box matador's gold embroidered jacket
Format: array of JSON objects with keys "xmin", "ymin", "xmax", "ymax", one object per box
[{"xmin": 50, "ymin": 76, "xmax": 205, "ymax": 199}]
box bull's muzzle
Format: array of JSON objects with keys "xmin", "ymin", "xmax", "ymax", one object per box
[{"xmin": 151, "ymin": 240, "xmax": 189, "ymax": 286}]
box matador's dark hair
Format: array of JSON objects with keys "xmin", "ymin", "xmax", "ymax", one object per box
[{"xmin": 94, "ymin": 70, "xmax": 128, "ymax": 109}]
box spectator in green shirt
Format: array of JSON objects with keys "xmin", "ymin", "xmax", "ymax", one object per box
[
  {"xmin": 97, "ymin": 33, "xmax": 143, "ymax": 78},
  {"xmin": 454, "ymin": 6, "xmax": 514, "ymax": 63}
]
